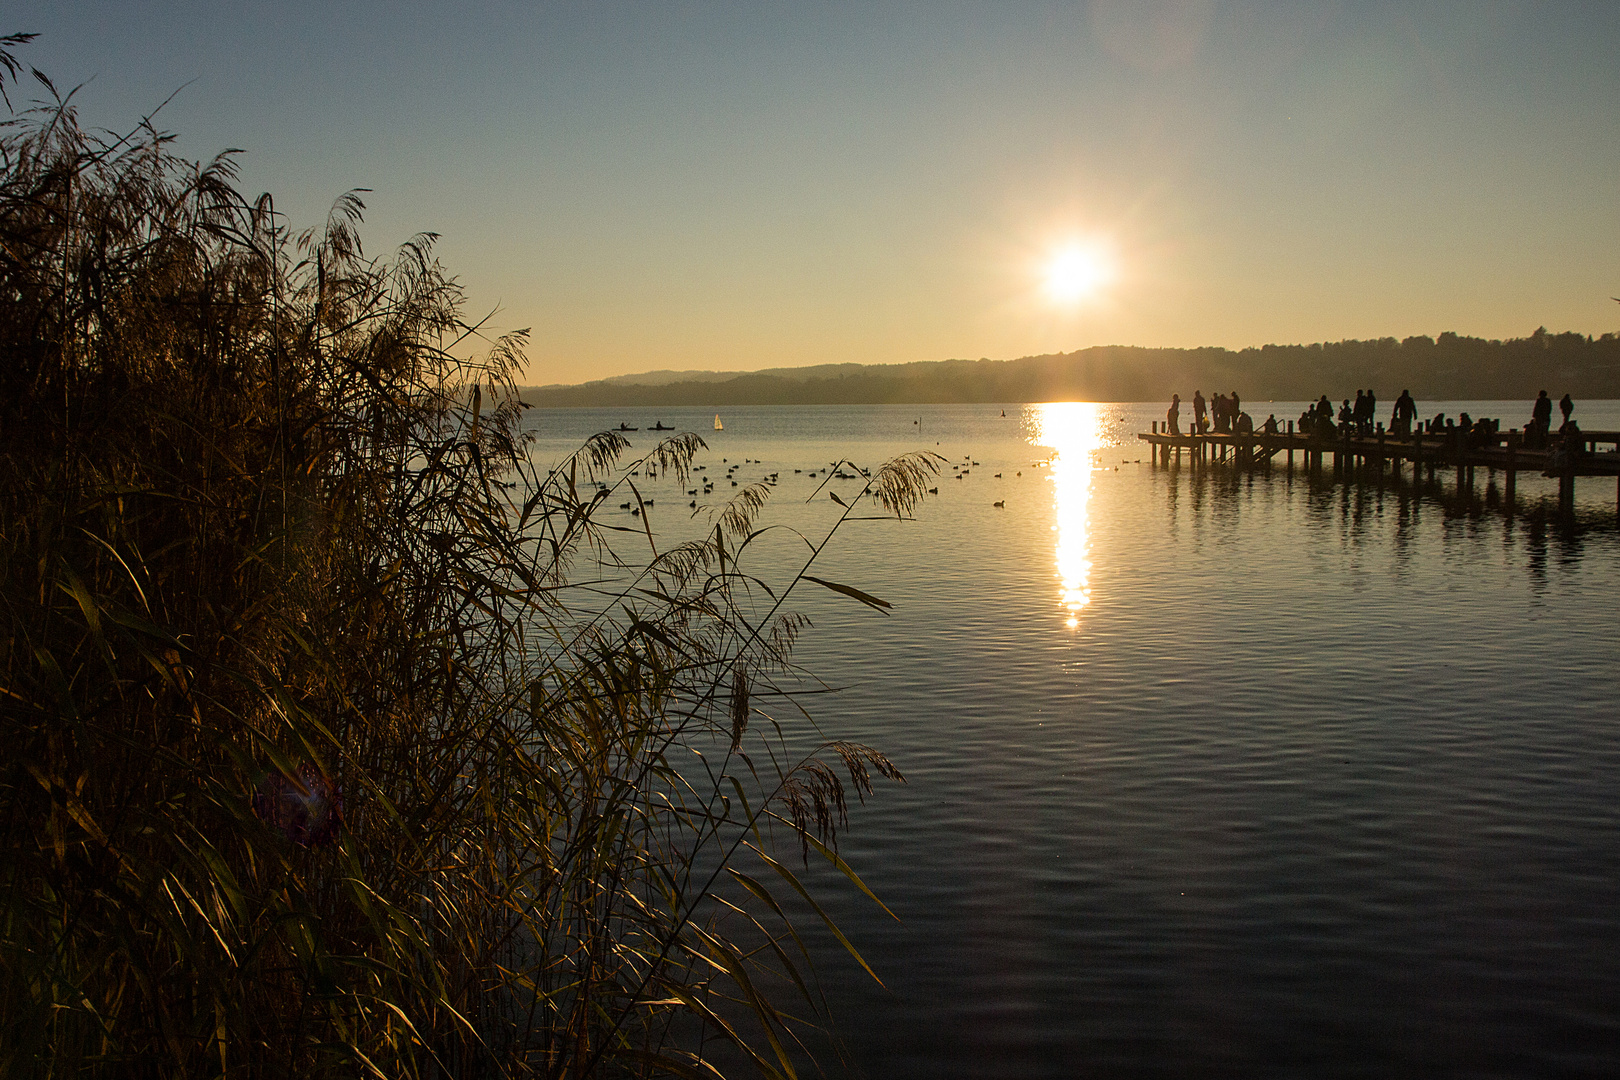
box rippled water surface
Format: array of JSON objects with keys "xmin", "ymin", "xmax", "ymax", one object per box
[{"xmin": 528, "ymin": 402, "xmax": 1620, "ymax": 1079}]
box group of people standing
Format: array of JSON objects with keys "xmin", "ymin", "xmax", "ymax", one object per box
[
  {"xmin": 1192, "ymin": 389, "xmax": 1245, "ymax": 435},
  {"xmin": 1166, "ymin": 390, "xmax": 1247, "ymax": 436},
  {"xmin": 1527, "ymin": 390, "xmax": 1577, "ymax": 448},
  {"xmin": 1299, "ymin": 389, "xmax": 1403, "ymax": 437},
  {"xmin": 1165, "ymin": 388, "xmax": 1582, "ymax": 447}
]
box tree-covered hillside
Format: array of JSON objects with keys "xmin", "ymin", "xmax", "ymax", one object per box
[{"xmin": 528, "ymin": 328, "xmax": 1620, "ymax": 406}]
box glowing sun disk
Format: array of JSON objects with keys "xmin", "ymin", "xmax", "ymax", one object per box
[{"xmin": 1044, "ymin": 245, "xmax": 1113, "ymax": 304}]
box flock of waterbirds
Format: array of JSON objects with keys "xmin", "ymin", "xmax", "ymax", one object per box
[
  {"xmin": 550, "ymin": 412, "xmax": 1158, "ymax": 518},
  {"xmin": 555, "ymin": 433, "xmax": 1075, "ymax": 519},
  {"xmin": 546, "ymin": 412, "xmax": 1156, "ymax": 519}
]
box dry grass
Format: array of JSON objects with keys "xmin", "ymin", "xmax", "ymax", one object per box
[{"xmin": 0, "ymin": 47, "xmax": 937, "ymax": 1079}]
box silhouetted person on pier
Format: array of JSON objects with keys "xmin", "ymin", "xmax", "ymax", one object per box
[
  {"xmin": 1392, "ymin": 389, "xmax": 1416, "ymax": 435},
  {"xmin": 1338, "ymin": 399, "xmax": 1353, "ymax": 434},
  {"xmin": 1235, "ymin": 411, "xmax": 1254, "ymax": 435},
  {"xmin": 1315, "ymin": 395, "xmax": 1334, "ymax": 435},
  {"xmin": 1353, "ymin": 390, "xmax": 1368, "ymax": 433},
  {"xmin": 1230, "ymin": 390, "xmax": 1242, "ymax": 423},
  {"xmin": 1263, "ymin": 413, "xmax": 1279, "ymax": 434},
  {"xmin": 1363, "ymin": 389, "xmax": 1376, "ymax": 435},
  {"xmin": 1551, "ymin": 419, "xmax": 1585, "ymax": 467},
  {"xmin": 1560, "ymin": 393, "xmax": 1574, "ymax": 424},
  {"xmin": 1532, "ymin": 390, "xmax": 1553, "ymax": 442},
  {"xmin": 1193, "ymin": 390, "xmax": 1207, "ymax": 434},
  {"xmin": 1167, "ymin": 393, "xmax": 1182, "ymax": 436}
]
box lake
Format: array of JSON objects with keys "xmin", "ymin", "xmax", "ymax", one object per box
[{"xmin": 525, "ymin": 401, "xmax": 1620, "ymax": 1079}]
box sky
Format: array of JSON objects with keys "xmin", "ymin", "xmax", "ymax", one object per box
[{"xmin": 9, "ymin": 1, "xmax": 1620, "ymax": 385}]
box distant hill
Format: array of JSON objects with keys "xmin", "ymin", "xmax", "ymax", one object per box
[
  {"xmin": 586, "ymin": 362, "xmax": 874, "ymax": 386},
  {"xmin": 523, "ymin": 328, "xmax": 1620, "ymax": 407}
]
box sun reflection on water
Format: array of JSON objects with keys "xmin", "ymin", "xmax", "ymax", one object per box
[{"xmin": 1030, "ymin": 402, "xmax": 1104, "ymax": 628}]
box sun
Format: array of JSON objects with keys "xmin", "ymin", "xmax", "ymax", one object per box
[{"xmin": 1043, "ymin": 243, "xmax": 1114, "ymax": 304}]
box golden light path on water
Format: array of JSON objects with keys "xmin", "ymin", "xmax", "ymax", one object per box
[{"xmin": 1030, "ymin": 402, "xmax": 1105, "ymax": 628}]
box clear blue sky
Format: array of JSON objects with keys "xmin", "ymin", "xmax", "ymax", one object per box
[{"xmin": 11, "ymin": 1, "xmax": 1620, "ymax": 384}]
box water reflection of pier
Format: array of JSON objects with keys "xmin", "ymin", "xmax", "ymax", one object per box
[
  {"xmin": 1164, "ymin": 460, "xmax": 1601, "ymax": 594},
  {"xmin": 1140, "ymin": 425, "xmax": 1620, "ymax": 517}
]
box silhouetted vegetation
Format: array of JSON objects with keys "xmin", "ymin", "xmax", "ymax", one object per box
[
  {"xmin": 0, "ymin": 44, "xmax": 931, "ymax": 1077},
  {"xmin": 529, "ymin": 329, "xmax": 1620, "ymax": 407}
]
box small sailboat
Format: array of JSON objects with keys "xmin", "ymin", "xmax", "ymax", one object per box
[{"xmin": 713, "ymin": 414, "xmax": 723, "ymax": 431}]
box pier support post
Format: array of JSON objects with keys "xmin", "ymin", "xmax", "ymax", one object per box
[{"xmin": 1504, "ymin": 432, "xmax": 1517, "ymax": 508}]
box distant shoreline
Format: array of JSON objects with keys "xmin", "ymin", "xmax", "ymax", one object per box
[{"xmin": 525, "ymin": 329, "xmax": 1620, "ymax": 408}]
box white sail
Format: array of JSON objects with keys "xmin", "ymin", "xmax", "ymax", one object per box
[{"xmin": 714, "ymin": 414, "xmax": 723, "ymax": 430}]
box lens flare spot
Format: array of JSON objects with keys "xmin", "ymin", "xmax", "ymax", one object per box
[{"xmin": 253, "ymin": 763, "xmax": 343, "ymax": 847}]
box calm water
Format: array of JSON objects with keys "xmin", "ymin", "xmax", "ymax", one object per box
[{"xmin": 527, "ymin": 402, "xmax": 1620, "ymax": 1079}]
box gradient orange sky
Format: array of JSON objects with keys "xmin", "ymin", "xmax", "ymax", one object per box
[{"xmin": 15, "ymin": 2, "xmax": 1620, "ymax": 384}]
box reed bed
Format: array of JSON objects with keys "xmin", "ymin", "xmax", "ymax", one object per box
[{"xmin": 0, "ymin": 47, "xmax": 937, "ymax": 1078}]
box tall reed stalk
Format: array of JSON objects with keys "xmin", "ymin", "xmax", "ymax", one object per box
[{"xmin": 0, "ymin": 47, "xmax": 937, "ymax": 1078}]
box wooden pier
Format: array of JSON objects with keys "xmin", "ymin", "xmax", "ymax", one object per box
[{"xmin": 1139, "ymin": 422, "xmax": 1620, "ymax": 515}]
